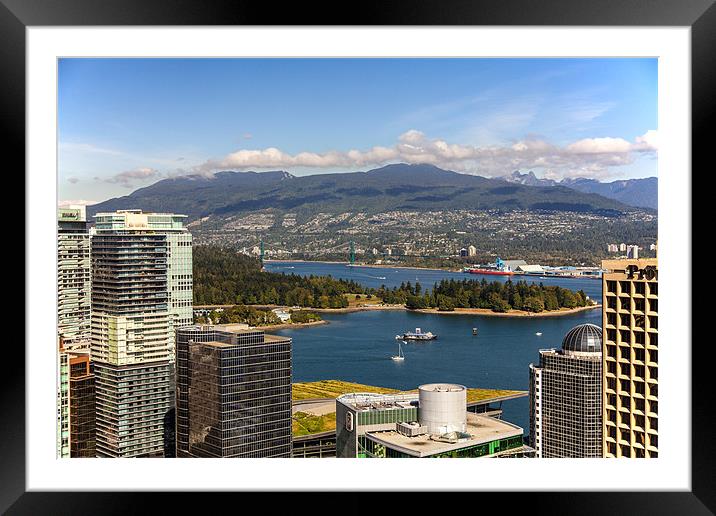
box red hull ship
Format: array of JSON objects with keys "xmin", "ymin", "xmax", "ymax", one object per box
[{"xmin": 465, "ymin": 268, "xmax": 514, "ymax": 276}]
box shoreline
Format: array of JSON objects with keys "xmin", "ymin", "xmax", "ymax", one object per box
[
  {"xmin": 262, "ymin": 320, "xmax": 329, "ymax": 331},
  {"xmin": 264, "ymin": 259, "xmax": 603, "ymax": 278},
  {"xmin": 195, "ymin": 302, "xmax": 600, "ymax": 320},
  {"xmin": 265, "ymin": 259, "xmax": 460, "ymax": 274},
  {"xmin": 412, "ymin": 304, "xmax": 601, "ymax": 318},
  {"xmin": 300, "ymin": 303, "xmax": 601, "ymax": 317}
]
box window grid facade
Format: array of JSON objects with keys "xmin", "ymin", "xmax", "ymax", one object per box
[
  {"xmin": 602, "ymin": 259, "xmax": 658, "ymax": 458},
  {"xmin": 69, "ymin": 353, "xmax": 96, "ymax": 457},
  {"xmin": 529, "ymin": 349, "xmax": 602, "ymax": 457},
  {"xmin": 176, "ymin": 327, "xmax": 292, "ymax": 458},
  {"xmin": 58, "ymin": 208, "xmax": 91, "ymax": 350}
]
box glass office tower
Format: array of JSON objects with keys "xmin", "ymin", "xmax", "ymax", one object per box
[
  {"xmin": 91, "ymin": 210, "xmax": 192, "ymax": 457},
  {"xmin": 68, "ymin": 350, "xmax": 96, "ymax": 457},
  {"xmin": 176, "ymin": 326, "xmax": 292, "ymax": 458},
  {"xmin": 529, "ymin": 324, "xmax": 603, "ymax": 458}
]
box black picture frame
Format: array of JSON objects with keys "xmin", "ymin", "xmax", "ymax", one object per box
[{"xmin": 4, "ymin": 0, "xmax": 709, "ymax": 513}]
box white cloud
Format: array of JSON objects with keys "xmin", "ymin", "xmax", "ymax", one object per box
[
  {"xmin": 58, "ymin": 199, "xmax": 98, "ymax": 207},
  {"xmin": 193, "ymin": 129, "xmax": 657, "ymax": 181},
  {"xmin": 104, "ymin": 167, "xmax": 161, "ymax": 187}
]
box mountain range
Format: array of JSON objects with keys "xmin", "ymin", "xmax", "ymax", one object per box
[
  {"xmin": 88, "ymin": 164, "xmax": 656, "ymax": 221},
  {"xmin": 503, "ymin": 171, "xmax": 657, "ymax": 210}
]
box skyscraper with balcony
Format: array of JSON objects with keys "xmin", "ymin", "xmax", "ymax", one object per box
[
  {"xmin": 602, "ymin": 258, "xmax": 658, "ymax": 458},
  {"xmin": 529, "ymin": 324, "xmax": 603, "ymax": 458},
  {"xmin": 91, "ymin": 210, "xmax": 192, "ymax": 457},
  {"xmin": 58, "ymin": 205, "xmax": 91, "ymax": 350},
  {"xmin": 175, "ymin": 326, "xmax": 292, "ymax": 458}
]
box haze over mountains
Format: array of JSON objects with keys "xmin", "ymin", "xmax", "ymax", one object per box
[
  {"xmin": 87, "ymin": 164, "xmax": 656, "ymax": 221},
  {"xmin": 503, "ymin": 171, "xmax": 657, "ymax": 210}
]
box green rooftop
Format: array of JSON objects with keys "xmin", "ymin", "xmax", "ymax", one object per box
[{"xmin": 291, "ymin": 380, "xmax": 526, "ymax": 437}]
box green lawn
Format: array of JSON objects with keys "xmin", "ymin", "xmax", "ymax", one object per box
[
  {"xmin": 343, "ymin": 293, "xmax": 385, "ymax": 307},
  {"xmin": 292, "ymin": 411, "xmax": 337, "ymax": 437},
  {"xmin": 292, "ymin": 379, "xmax": 399, "ymax": 401}
]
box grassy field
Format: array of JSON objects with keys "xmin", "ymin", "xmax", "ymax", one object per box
[
  {"xmin": 343, "ymin": 293, "xmax": 385, "ymax": 308},
  {"xmin": 292, "ymin": 411, "xmax": 337, "ymax": 437},
  {"xmin": 292, "ymin": 379, "xmax": 399, "ymax": 401}
]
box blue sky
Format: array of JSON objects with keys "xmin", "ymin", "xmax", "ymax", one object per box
[{"xmin": 58, "ymin": 58, "xmax": 658, "ymax": 204}]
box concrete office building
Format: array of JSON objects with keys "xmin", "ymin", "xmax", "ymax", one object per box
[
  {"xmin": 529, "ymin": 324, "xmax": 603, "ymax": 458},
  {"xmin": 336, "ymin": 384, "xmax": 528, "ymax": 458},
  {"xmin": 176, "ymin": 326, "xmax": 292, "ymax": 458},
  {"xmin": 91, "ymin": 210, "xmax": 192, "ymax": 457},
  {"xmin": 602, "ymin": 258, "xmax": 658, "ymax": 458},
  {"xmin": 58, "ymin": 205, "xmax": 92, "ymax": 350}
]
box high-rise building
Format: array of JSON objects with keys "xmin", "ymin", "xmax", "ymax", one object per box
[
  {"xmin": 468, "ymin": 245, "xmax": 477, "ymax": 257},
  {"xmin": 602, "ymin": 258, "xmax": 658, "ymax": 458},
  {"xmin": 627, "ymin": 245, "xmax": 639, "ymax": 259},
  {"xmin": 175, "ymin": 326, "xmax": 292, "ymax": 458},
  {"xmin": 57, "ymin": 338, "xmax": 70, "ymax": 458},
  {"xmin": 619, "ymin": 243, "xmax": 627, "ymax": 252},
  {"xmin": 58, "ymin": 205, "xmax": 91, "ymax": 350},
  {"xmin": 529, "ymin": 324, "xmax": 603, "ymax": 458},
  {"xmin": 607, "ymin": 243, "xmax": 619, "ymax": 253},
  {"xmin": 91, "ymin": 210, "xmax": 192, "ymax": 457},
  {"xmin": 68, "ymin": 350, "xmax": 96, "ymax": 457}
]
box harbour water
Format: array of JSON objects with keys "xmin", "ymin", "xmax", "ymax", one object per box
[{"xmin": 266, "ymin": 261, "xmax": 602, "ymax": 431}]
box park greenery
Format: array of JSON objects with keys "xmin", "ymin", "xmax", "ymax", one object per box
[
  {"xmin": 194, "ymin": 305, "xmax": 322, "ymax": 327},
  {"xmin": 194, "ymin": 246, "xmax": 591, "ymax": 314},
  {"xmin": 193, "ymin": 246, "xmax": 364, "ymax": 308},
  {"xmin": 378, "ymin": 278, "xmax": 590, "ymax": 312}
]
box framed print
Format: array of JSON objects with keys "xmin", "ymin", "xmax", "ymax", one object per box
[{"xmin": 5, "ymin": 0, "xmax": 712, "ymax": 513}]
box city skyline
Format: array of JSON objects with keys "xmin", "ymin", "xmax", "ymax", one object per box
[{"xmin": 59, "ymin": 58, "xmax": 658, "ymax": 204}]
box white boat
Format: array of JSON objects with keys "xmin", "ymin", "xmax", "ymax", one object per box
[
  {"xmin": 376, "ymin": 276, "xmax": 386, "ymax": 280},
  {"xmin": 391, "ymin": 341, "xmax": 405, "ymax": 361},
  {"xmin": 399, "ymin": 327, "xmax": 437, "ymax": 340},
  {"xmin": 535, "ymin": 332, "xmax": 543, "ymax": 336}
]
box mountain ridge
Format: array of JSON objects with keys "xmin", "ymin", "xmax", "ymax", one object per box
[
  {"xmin": 88, "ymin": 163, "xmax": 652, "ymax": 220},
  {"xmin": 503, "ymin": 171, "xmax": 657, "ymax": 210}
]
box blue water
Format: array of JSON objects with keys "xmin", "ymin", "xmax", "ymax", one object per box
[
  {"xmin": 266, "ymin": 261, "xmax": 603, "ymax": 432},
  {"xmin": 265, "ymin": 261, "xmax": 602, "ymax": 300}
]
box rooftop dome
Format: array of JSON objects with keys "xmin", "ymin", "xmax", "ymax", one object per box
[{"xmin": 561, "ymin": 323, "xmax": 602, "ymax": 354}]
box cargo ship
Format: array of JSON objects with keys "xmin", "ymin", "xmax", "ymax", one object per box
[
  {"xmin": 396, "ymin": 328, "xmax": 437, "ymax": 341},
  {"xmin": 463, "ymin": 267, "xmax": 514, "ymax": 276},
  {"xmin": 463, "ymin": 257, "xmax": 514, "ymax": 276}
]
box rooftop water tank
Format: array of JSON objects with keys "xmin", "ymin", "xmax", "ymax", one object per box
[{"xmin": 418, "ymin": 383, "xmax": 467, "ymax": 435}]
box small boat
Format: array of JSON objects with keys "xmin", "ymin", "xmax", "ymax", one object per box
[
  {"xmin": 391, "ymin": 341, "xmax": 405, "ymax": 361},
  {"xmin": 472, "ymin": 328, "xmax": 478, "ymax": 336},
  {"xmin": 376, "ymin": 276, "xmax": 386, "ymax": 280},
  {"xmin": 398, "ymin": 327, "xmax": 437, "ymax": 340},
  {"xmin": 535, "ymin": 332, "xmax": 543, "ymax": 336}
]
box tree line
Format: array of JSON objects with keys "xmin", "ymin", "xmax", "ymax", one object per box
[
  {"xmin": 377, "ymin": 278, "xmax": 590, "ymax": 312},
  {"xmin": 194, "ymin": 246, "xmax": 591, "ymax": 314},
  {"xmin": 193, "ymin": 246, "xmax": 364, "ymax": 308}
]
